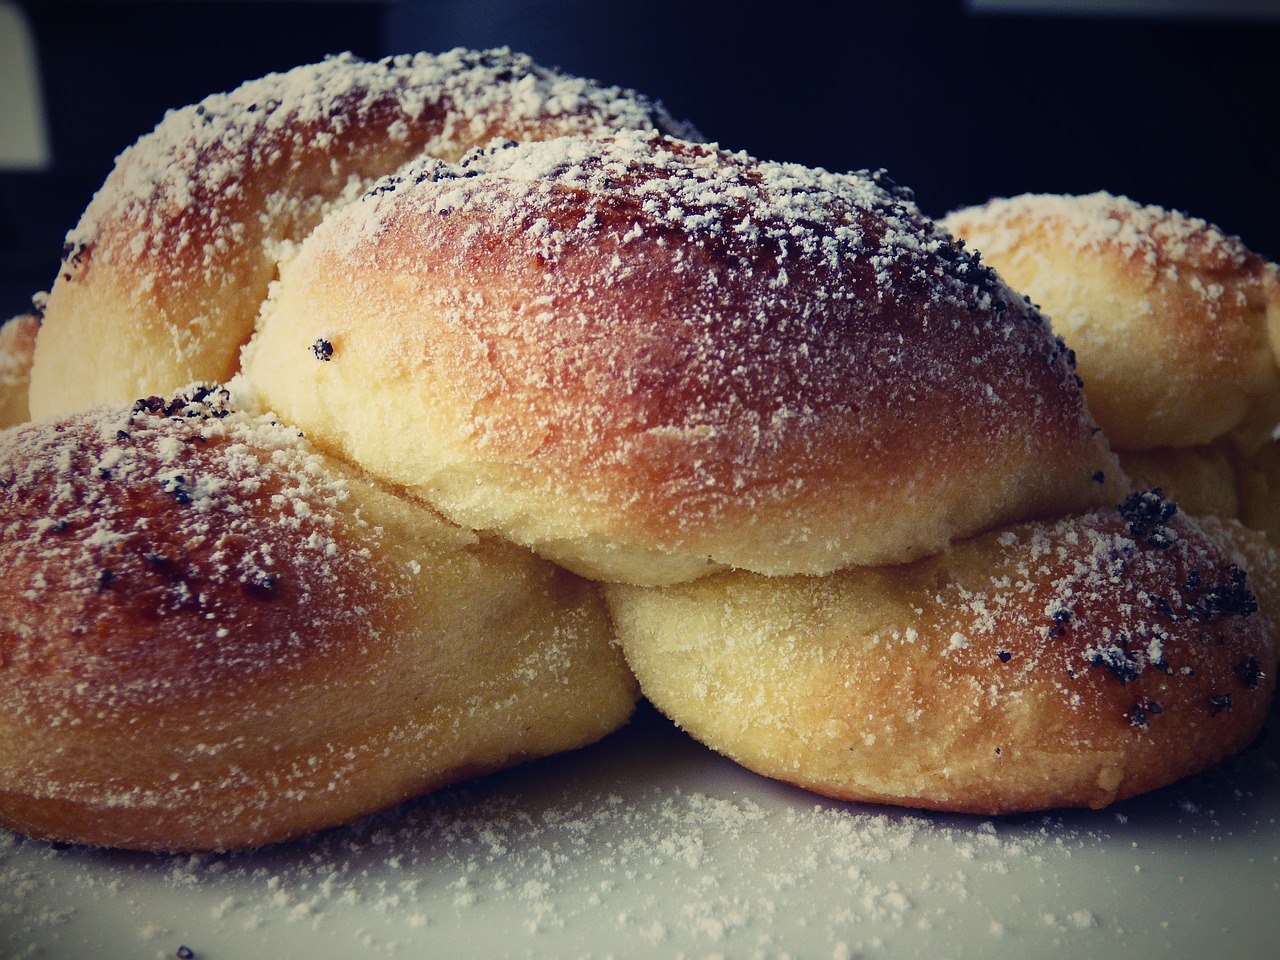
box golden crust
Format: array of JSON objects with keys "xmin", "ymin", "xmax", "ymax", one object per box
[
  {"xmin": 941, "ymin": 192, "xmax": 1280, "ymax": 452},
  {"xmin": 242, "ymin": 134, "xmax": 1122, "ymax": 585},
  {"xmin": 609, "ymin": 498, "xmax": 1277, "ymax": 813},
  {"xmin": 0, "ymin": 389, "xmax": 636, "ymax": 851},
  {"xmin": 30, "ymin": 49, "xmax": 695, "ymax": 419}
]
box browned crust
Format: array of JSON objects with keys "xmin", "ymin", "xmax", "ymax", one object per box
[
  {"xmin": 941, "ymin": 192, "xmax": 1280, "ymax": 452},
  {"xmin": 31, "ymin": 49, "xmax": 697, "ymax": 418},
  {"xmin": 0, "ymin": 390, "xmax": 634, "ymax": 850},
  {"xmin": 610, "ymin": 497, "xmax": 1278, "ymax": 813},
  {"xmin": 244, "ymin": 135, "xmax": 1121, "ymax": 583}
]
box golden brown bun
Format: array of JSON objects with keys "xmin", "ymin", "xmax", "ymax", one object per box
[
  {"xmin": 1239, "ymin": 440, "xmax": 1280, "ymax": 545},
  {"xmin": 30, "ymin": 49, "xmax": 696, "ymax": 420},
  {"xmin": 241, "ymin": 133, "xmax": 1122, "ymax": 585},
  {"xmin": 0, "ymin": 387, "xmax": 636, "ymax": 851},
  {"xmin": 609, "ymin": 495, "xmax": 1277, "ymax": 813},
  {"xmin": 940, "ymin": 192, "xmax": 1280, "ymax": 453},
  {"xmin": 0, "ymin": 310, "xmax": 39, "ymax": 428}
]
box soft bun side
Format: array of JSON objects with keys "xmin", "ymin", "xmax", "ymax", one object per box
[
  {"xmin": 0, "ymin": 387, "xmax": 635, "ymax": 851},
  {"xmin": 609, "ymin": 494, "xmax": 1278, "ymax": 813},
  {"xmin": 940, "ymin": 191, "xmax": 1280, "ymax": 453},
  {"xmin": 30, "ymin": 48, "xmax": 697, "ymax": 419},
  {"xmin": 0, "ymin": 309, "xmax": 39, "ymax": 428},
  {"xmin": 242, "ymin": 133, "xmax": 1122, "ymax": 585}
]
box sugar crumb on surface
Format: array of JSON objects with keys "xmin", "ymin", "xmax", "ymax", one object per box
[{"xmin": 3, "ymin": 726, "xmax": 1274, "ymax": 959}]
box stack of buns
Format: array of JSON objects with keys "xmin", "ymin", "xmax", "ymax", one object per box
[{"xmin": 1, "ymin": 48, "xmax": 1276, "ymax": 851}]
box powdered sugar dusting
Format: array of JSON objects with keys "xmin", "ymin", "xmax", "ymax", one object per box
[
  {"xmin": 65, "ymin": 48, "xmax": 696, "ymax": 266},
  {"xmin": 2, "ymin": 701, "xmax": 1276, "ymax": 958},
  {"xmin": 247, "ymin": 131, "xmax": 1112, "ymax": 582},
  {"xmin": 351, "ymin": 131, "xmax": 1006, "ymax": 319},
  {"xmin": 0, "ymin": 385, "xmax": 423, "ymax": 718},
  {"xmin": 36, "ymin": 48, "xmax": 701, "ymax": 414},
  {"xmin": 939, "ymin": 191, "xmax": 1275, "ymax": 319},
  {"xmin": 0, "ymin": 314, "xmax": 38, "ymax": 391}
]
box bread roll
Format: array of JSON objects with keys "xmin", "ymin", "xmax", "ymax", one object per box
[
  {"xmin": 940, "ymin": 191, "xmax": 1280, "ymax": 453},
  {"xmin": 30, "ymin": 48, "xmax": 696, "ymax": 419},
  {"xmin": 240, "ymin": 133, "xmax": 1122, "ymax": 585},
  {"xmin": 0, "ymin": 386, "xmax": 635, "ymax": 851},
  {"xmin": 609, "ymin": 496, "xmax": 1278, "ymax": 813},
  {"xmin": 942, "ymin": 192, "xmax": 1280, "ymax": 544}
]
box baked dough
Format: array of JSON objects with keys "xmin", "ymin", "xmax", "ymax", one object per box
[
  {"xmin": 240, "ymin": 133, "xmax": 1122, "ymax": 585},
  {"xmin": 940, "ymin": 191, "xmax": 1280, "ymax": 452},
  {"xmin": 0, "ymin": 387, "xmax": 635, "ymax": 851},
  {"xmin": 609, "ymin": 496, "xmax": 1278, "ymax": 813},
  {"xmin": 0, "ymin": 309, "xmax": 38, "ymax": 428},
  {"xmin": 30, "ymin": 48, "xmax": 696, "ymax": 419},
  {"xmin": 941, "ymin": 192, "xmax": 1280, "ymax": 543}
]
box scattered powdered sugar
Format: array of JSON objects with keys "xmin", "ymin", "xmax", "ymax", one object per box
[
  {"xmin": 0, "ymin": 313, "xmax": 38, "ymax": 389},
  {"xmin": 941, "ymin": 192, "xmax": 1259, "ymax": 276},
  {"xmin": 0, "ymin": 385, "xmax": 412, "ymax": 721},
  {"xmin": 249, "ymin": 128, "xmax": 1110, "ymax": 583},
  {"xmin": 349, "ymin": 130, "xmax": 1011, "ymax": 326},
  {"xmin": 0, "ymin": 386, "xmax": 352, "ymax": 611},
  {"xmin": 65, "ymin": 48, "xmax": 696, "ymax": 265},
  {"xmin": 2, "ymin": 700, "xmax": 1277, "ymax": 959},
  {"xmin": 937, "ymin": 191, "xmax": 1280, "ymax": 344}
]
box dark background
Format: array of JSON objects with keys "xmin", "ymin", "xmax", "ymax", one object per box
[{"xmin": 2, "ymin": 0, "xmax": 1277, "ymax": 322}]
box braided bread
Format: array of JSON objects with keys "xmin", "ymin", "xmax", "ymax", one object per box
[
  {"xmin": 3, "ymin": 54, "xmax": 1277, "ymax": 848},
  {"xmin": 609, "ymin": 498, "xmax": 1278, "ymax": 813}
]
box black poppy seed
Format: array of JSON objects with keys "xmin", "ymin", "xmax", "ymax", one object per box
[
  {"xmin": 1189, "ymin": 566, "xmax": 1257, "ymax": 622},
  {"xmin": 1117, "ymin": 489, "xmax": 1179, "ymax": 549},
  {"xmin": 1236, "ymin": 655, "xmax": 1265, "ymax": 689},
  {"xmin": 1126, "ymin": 698, "xmax": 1163, "ymax": 729},
  {"xmin": 163, "ymin": 476, "xmax": 192, "ymax": 505},
  {"xmin": 60, "ymin": 241, "xmax": 86, "ymax": 269},
  {"xmin": 242, "ymin": 572, "xmax": 279, "ymax": 599},
  {"xmin": 1208, "ymin": 693, "xmax": 1233, "ymax": 715},
  {"xmin": 997, "ymin": 650, "xmax": 1012, "ymax": 663},
  {"xmin": 311, "ymin": 338, "xmax": 334, "ymax": 361},
  {"xmin": 1088, "ymin": 639, "xmax": 1144, "ymax": 685}
]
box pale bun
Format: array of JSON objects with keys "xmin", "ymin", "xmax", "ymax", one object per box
[
  {"xmin": 0, "ymin": 310, "xmax": 38, "ymax": 428},
  {"xmin": 241, "ymin": 133, "xmax": 1122, "ymax": 585},
  {"xmin": 609, "ymin": 496, "xmax": 1278, "ymax": 813}
]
